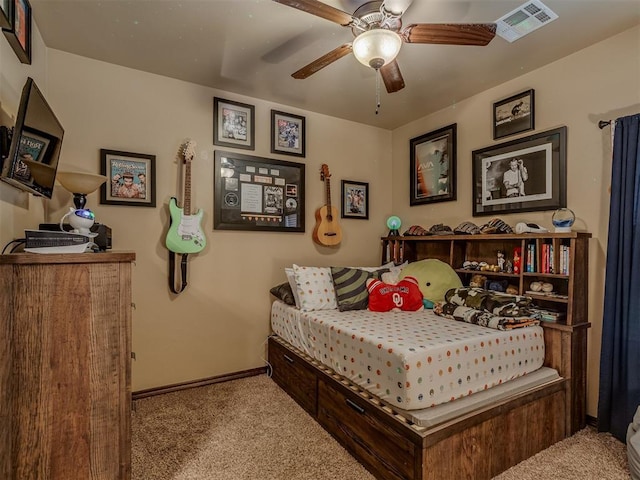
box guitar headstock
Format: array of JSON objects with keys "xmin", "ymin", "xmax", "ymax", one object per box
[
  {"xmin": 181, "ymin": 139, "xmax": 197, "ymax": 164},
  {"xmin": 320, "ymin": 163, "xmax": 331, "ymax": 181}
]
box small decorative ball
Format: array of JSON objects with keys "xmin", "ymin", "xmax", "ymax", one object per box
[
  {"xmin": 542, "ymin": 282, "xmax": 554, "ymax": 292},
  {"xmin": 552, "ymin": 208, "xmax": 575, "ymax": 233},
  {"xmin": 530, "ymin": 281, "xmax": 542, "ymax": 292}
]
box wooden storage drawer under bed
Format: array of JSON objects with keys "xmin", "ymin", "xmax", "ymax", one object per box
[{"xmin": 269, "ymin": 336, "xmax": 317, "ymax": 416}]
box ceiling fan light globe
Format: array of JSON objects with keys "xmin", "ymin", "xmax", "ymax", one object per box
[{"xmin": 352, "ymin": 29, "xmax": 402, "ymax": 69}]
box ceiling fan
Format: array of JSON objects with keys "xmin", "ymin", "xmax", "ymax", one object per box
[{"xmin": 272, "ymin": 0, "xmax": 497, "ymax": 93}]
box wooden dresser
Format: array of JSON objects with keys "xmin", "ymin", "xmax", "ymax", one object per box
[{"xmin": 0, "ymin": 252, "xmax": 135, "ymax": 480}]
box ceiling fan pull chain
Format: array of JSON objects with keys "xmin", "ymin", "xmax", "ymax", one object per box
[{"xmin": 375, "ymin": 70, "xmax": 381, "ymax": 115}]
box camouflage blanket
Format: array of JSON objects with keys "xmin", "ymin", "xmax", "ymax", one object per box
[{"xmin": 433, "ymin": 287, "xmax": 540, "ymax": 330}]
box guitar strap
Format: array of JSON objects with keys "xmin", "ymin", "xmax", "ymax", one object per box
[{"xmin": 168, "ymin": 251, "xmax": 189, "ymax": 294}]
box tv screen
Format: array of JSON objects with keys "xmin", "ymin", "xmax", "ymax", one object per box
[{"xmin": 0, "ymin": 77, "xmax": 64, "ymax": 198}]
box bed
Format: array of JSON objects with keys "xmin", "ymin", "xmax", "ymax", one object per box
[{"xmin": 267, "ymin": 254, "xmax": 587, "ymax": 480}]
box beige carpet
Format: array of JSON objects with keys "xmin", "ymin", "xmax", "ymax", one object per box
[{"xmin": 132, "ymin": 374, "xmax": 630, "ymax": 480}]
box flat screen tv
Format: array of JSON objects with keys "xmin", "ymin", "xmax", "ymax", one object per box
[{"xmin": 0, "ymin": 77, "xmax": 64, "ymax": 198}]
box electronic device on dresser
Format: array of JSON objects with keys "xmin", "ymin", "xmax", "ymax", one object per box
[
  {"xmin": 38, "ymin": 222, "xmax": 112, "ymax": 251},
  {"xmin": 0, "ymin": 77, "xmax": 64, "ymax": 198}
]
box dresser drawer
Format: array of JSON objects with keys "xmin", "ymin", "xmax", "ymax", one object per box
[
  {"xmin": 318, "ymin": 378, "xmax": 417, "ymax": 480},
  {"xmin": 268, "ymin": 337, "xmax": 317, "ymax": 416}
]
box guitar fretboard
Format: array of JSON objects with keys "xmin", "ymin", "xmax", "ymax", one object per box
[
  {"xmin": 184, "ymin": 160, "xmax": 191, "ymax": 215},
  {"xmin": 325, "ymin": 176, "xmax": 333, "ymax": 220}
]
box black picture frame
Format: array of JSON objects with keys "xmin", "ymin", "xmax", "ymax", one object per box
[
  {"xmin": 493, "ymin": 89, "xmax": 535, "ymax": 140},
  {"xmin": 271, "ymin": 110, "xmax": 305, "ymax": 157},
  {"xmin": 213, "ymin": 97, "xmax": 255, "ymax": 150},
  {"xmin": 100, "ymin": 149, "xmax": 156, "ymax": 207},
  {"xmin": 214, "ymin": 150, "xmax": 305, "ymax": 232},
  {"xmin": 2, "ymin": 0, "xmax": 31, "ymax": 64},
  {"xmin": 0, "ymin": 0, "xmax": 11, "ymax": 29},
  {"xmin": 472, "ymin": 126, "xmax": 567, "ymax": 217},
  {"xmin": 341, "ymin": 180, "xmax": 368, "ymax": 219},
  {"xmin": 410, "ymin": 123, "xmax": 457, "ymax": 206}
]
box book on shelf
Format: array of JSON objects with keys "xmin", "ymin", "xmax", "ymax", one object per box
[
  {"xmin": 525, "ymin": 290, "xmax": 569, "ymax": 300},
  {"xmin": 530, "ymin": 307, "xmax": 566, "ymax": 323}
]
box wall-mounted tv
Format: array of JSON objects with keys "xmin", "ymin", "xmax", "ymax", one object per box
[{"xmin": 0, "ymin": 77, "xmax": 64, "ymax": 198}]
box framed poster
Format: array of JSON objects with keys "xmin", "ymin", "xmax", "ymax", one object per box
[
  {"xmin": 472, "ymin": 126, "xmax": 566, "ymax": 217},
  {"xmin": 2, "ymin": 0, "xmax": 31, "ymax": 64},
  {"xmin": 213, "ymin": 97, "xmax": 255, "ymax": 150},
  {"xmin": 214, "ymin": 150, "xmax": 305, "ymax": 232},
  {"xmin": 100, "ymin": 149, "xmax": 156, "ymax": 207},
  {"xmin": 410, "ymin": 123, "xmax": 457, "ymax": 206},
  {"xmin": 0, "ymin": 0, "xmax": 11, "ymax": 29},
  {"xmin": 341, "ymin": 180, "xmax": 368, "ymax": 219},
  {"xmin": 271, "ymin": 110, "xmax": 305, "ymax": 157},
  {"xmin": 493, "ymin": 89, "xmax": 535, "ymax": 139}
]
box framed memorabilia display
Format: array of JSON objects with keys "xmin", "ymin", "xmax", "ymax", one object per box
[
  {"xmin": 271, "ymin": 110, "xmax": 305, "ymax": 157},
  {"xmin": 0, "ymin": 0, "xmax": 11, "ymax": 29},
  {"xmin": 100, "ymin": 149, "xmax": 156, "ymax": 207},
  {"xmin": 3, "ymin": 0, "xmax": 31, "ymax": 64},
  {"xmin": 472, "ymin": 126, "xmax": 566, "ymax": 217},
  {"xmin": 493, "ymin": 89, "xmax": 535, "ymax": 139},
  {"xmin": 410, "ymin": 123, "xmax": 457, "ymax": 206},
  {"xmin": 213, "ymin": 97, "xmax": 255, "ymax": 150},
  {"xmin": 214, "ymin": 150, "xmax": 305, "ymax": 232},
  {"xmin": 341, "ymin": 180, "xmax": 368, "ymax": 219}
]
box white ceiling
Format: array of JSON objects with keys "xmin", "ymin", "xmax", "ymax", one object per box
[{"xmin": 30, "ymin": 0, "xmax": 640, "ymax": 130}]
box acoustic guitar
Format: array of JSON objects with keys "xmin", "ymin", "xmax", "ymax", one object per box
[
  {"xmin": 165, "ymin": 140, "xmax": 206, "ymax": 254},
  {"xmin": 312, "ymin": 164, "xmax": 342, "ymax": 246}
]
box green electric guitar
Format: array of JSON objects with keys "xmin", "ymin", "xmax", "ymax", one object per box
[{"xmin": 166, "ymin": 140, "xmax": 206, "ymax": 254}]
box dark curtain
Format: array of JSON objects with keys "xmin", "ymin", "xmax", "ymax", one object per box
[{"xmin": 598, "ymin": 113, "xmax": 640, "ymax": 441}]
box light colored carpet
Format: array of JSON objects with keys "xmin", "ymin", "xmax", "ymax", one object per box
[{"xmin": 132, "ymin": 374, "xmax": 630, "ymax": 480}]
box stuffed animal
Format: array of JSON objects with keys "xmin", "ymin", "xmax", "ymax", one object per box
[
  {"xmin": 398, "ymin": 259, "xmax": 463, "ymax": 308},
  {"xmin": 469, "ymin": 274, "xmax": 487, "ymax": 288}
]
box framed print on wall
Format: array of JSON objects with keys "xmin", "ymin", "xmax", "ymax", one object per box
[
  {"xmin": 410, "ymin": 123, "xmax": 457, "ymax": 206},
  {"xmin": 472, "ymin": 126, "xmax": 566, "ymax": 217},
  {"xmin": 100, "ymin": 149, "xmax": 156, "ymax": 207},
  {"xmin": 0, "ymin": 0, "xmax": 11, "ymax": 29},
  {"xmin": 493, "ymin": 89, "xmax": 535, "ymax": 139},
  {"xmin": 341, "ymin": 180, "xmax": 368, "ymax": 219},
  {"xmin": 213, "ymin": 97, "xmax": 255, "ymax": 150},
  {"xmin": 214, "ymin": 150, "xmax": 305, "ymax": 232},
  {"xmin": 2, "ymin": 0, "xmax": 31, "ymax": 64},
  {"xmin": 271, "ymin": 110, "xmax": 305, "ymax": 157}
]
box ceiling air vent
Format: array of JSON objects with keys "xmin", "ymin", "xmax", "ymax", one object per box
[{"xmin": 495, "ymin": 0, "xmax": 559, "ymax": 43}]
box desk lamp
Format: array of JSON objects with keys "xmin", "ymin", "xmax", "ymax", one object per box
[{"xmin": 56, "ymin": 171, "xmax": 107, "ymax": 235}]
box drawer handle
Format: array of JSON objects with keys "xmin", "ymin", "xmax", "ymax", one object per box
[
  {"xmin": 283, "ymin": 354, "xmax": 294, "ymax": 364},
  {"xmin": 346, "ymin": 398, "xmax": 365, "ymax": 415}
]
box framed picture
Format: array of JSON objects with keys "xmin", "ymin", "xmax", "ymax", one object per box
[
  {"xmin": 214, "ymin": 150, "xmax": 305, "ymax": 232},
  {"xmin": 2, "ymin": 0, "xmax": 31, "ymax": 64},
  {"xmin": 493, "ymin": 89, "xmax": 535, "ymax": 139},
  {"xmin": 271, "ymin": 110, "xmax": 305, "ymax": 157},
  {"xmin": 100, "ymin": 149, "xmax": 156, "ymax": 207},
  {"xmin": 472, "ymin": 126, "xmax": 566, "ymax": 217},
  {"xmin": 0, "ymin": 0, "xmax": 11, "ymax": 29},
  {"xmin": 213, "ymin": 97, "xmax": 255, "ymax": 150},
  {"xmin": 410, "ymin": 123, "xmax": 457, "ymax": 206},
  {"xmin": 341, "ymin": 180, "xmax": 368, "ymax": 219}
]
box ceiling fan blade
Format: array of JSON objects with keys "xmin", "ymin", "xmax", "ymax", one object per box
[
  {"xmin": 292, "ymin": 44, "xmax": 353, "ymax": 79},
  {"xmin": 382, "ymin": 0, "xmax": 414, "ymax": 16},
  {"xmin": 403, "ymin": 23, "xmax": 497, "ymax": 46},
  {"xmin": 380, "ymin": 60, "xmax": 405, "ymax": 93},
  {"xmin": 272, "ymin": 0, "xmax": 356, "ymax": 26}
]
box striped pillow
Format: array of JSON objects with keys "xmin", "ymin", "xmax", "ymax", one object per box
[{"xmin": 330, "ymin": 267, "xmax": 388, "ymax": 311}]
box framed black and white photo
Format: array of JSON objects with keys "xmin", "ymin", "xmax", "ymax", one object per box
[
  {"xmin": 3, "ymin": 0, "xmax": 31, "ymax": 64},
  {"xmin": 341, "ymin": 180, "xmax": 368, "ymax": 219},
  {"xmin": 213, "ymin": 97, "xmax": 255, "ymax": 150},
  {"xmin": 472, "ymin": 126, "xmax": 566, "ymax": 217},
  {"xmin": 271, "ymin": 110, "xmax": 305, "ymax": 157},
  {"xmin": 410, "ymin": 123, "xmax": 457, "ymax": 206},
  {"xmin": 493, "ymin": 89, "xmax": 535, "ymax": 139},
  {"xmin": 0, "ymin": 0, "xmax": 11, "ymax": 29},
  {"xmin": 100, "ymin": 149, "xmax": 156, "ymax": 207},
  {"xmin": 214, "ymin": 150, "xmax": 305, "ymax": 232}
]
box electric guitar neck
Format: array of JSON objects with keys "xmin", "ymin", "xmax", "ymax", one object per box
[
  {"xmin": 312, "ymin": 164, "xmax": 342, "ymax": 246},
  {"xmin": 165, "ymin": 140, "xmax": 206, "ymax": 254}
]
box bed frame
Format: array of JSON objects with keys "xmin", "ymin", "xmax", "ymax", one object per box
[{"xmin": 268, "ymin": 233, "xmax": 590, "ymax": 479}]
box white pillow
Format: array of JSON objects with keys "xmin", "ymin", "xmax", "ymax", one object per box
[
  {"xmin": 284, "ymin": 267, "xmax": 301, "ymax": 307},
  {"xmin": 292, "ymin": 264, "xmax": 337, "ymax": 311}
]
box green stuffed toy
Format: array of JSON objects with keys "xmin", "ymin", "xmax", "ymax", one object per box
[{"xmin": 398, "ymin": 259, "xmax": 463, "ymax": 308}]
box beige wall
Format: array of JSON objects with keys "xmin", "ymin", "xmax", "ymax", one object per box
[
  {"xmin": 1, "ymin": 18, "xmax": 638, "ymax": 418},
  {"xmin": 391, "ymin": 25, "xmax": 640, "ymax": 417}
]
